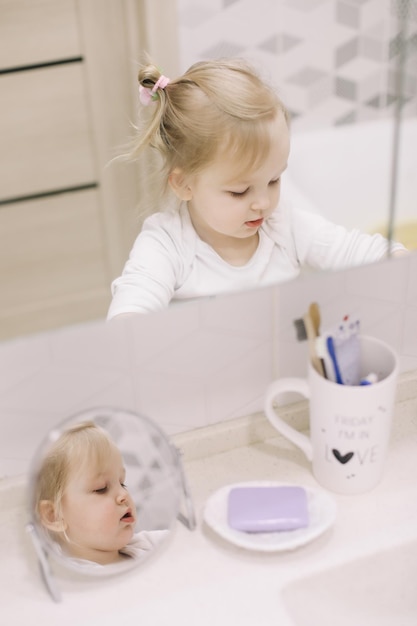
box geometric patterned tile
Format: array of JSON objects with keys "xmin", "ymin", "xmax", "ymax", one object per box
[
  {"xmin": 283, "ymin": 0, "xmax": 331, "ymax": 11},
  {"xmin": 178, "ymin": 4, "xmax": 218, "ymax": 28},
  {"xmin": 336, "ymin": 1, "xmax": 361, "ymax": 29},
  {"xmin": 335, "ymin": 109, "xmax": 357, "ymax": 125},
  {"xmin": 361, "ymin": 34, "xmax": 387, "ymax": 62},
  {"xmin": 177, "ymin": 0, "xmax": 416, "ymax": 129},
  {"xmin": 281, "ymin": 33, "xmax": 303, "ymax": 53},
  {"xmin": 365, "ymin": 93, "xmax": 397, "ymax": 108},
  {"xmin": 258, "ymin": 33, "xmax": 302, "ymax": 55},
  {"xmin": 258, "ymin": 35, "xmax": 280, "ymax": 55},
  {"xmin": 335, "ymin": 37, "xmax": 359, "ymax": 67},
  {"xmin": 389, "ymin": 33, "xmax": 404, "ymax": 59},
  {"xmin": 335, "ymin": 76, "xmax": 357, "ymax": 100},
  {"xmin": 287, "ymin": 66, "xmax": 329, "ymax": 86},
  {"xmin": 200, "ymin": 40, "xmax": 245, "ymax": 58}
]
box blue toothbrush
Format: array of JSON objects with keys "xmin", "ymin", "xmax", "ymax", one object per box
[{"xmin": 326, "ymin": 336, "xmax": 343, "ymax": 384}]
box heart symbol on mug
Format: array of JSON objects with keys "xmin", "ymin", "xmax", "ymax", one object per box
[{"xmin": 332, "ymin": 449, "xmax": 354, "ymax": 464}]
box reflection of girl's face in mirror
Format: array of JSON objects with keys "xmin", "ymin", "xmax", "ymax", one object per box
[
  {"xmin": 55, "ymin": 445, "xmax": 136, "ymax": 564},
  {"xmin": 179, "ymin": 113, "xmax": 289, "ymax": 261},
  {"xmin": 37, "ymin": 422, "xmax": 137, "ymax": 566}
]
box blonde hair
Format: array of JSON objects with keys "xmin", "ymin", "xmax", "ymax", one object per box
[
  {"xmin": 35, "ymin": 421, "xmax": 115, "ymax": 524},
  {"xmin": 132, "ymin": 57, "xmax": 289, "ymax": 200}
]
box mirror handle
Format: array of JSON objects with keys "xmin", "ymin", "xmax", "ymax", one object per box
[
  {"xmin": 26, "ymin": 522, "xmax": 61, "ymax": 603},
  {"xmin": 176, "ymin": 447, "xmax": 197, "ymax": 531}
]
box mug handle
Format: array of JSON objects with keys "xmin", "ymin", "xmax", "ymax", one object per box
[{"xmin": 264, "ymin": 378, "xmax": 313, "ymax": 462}]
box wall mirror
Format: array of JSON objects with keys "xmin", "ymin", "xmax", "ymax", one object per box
[
  {"xmin": 26, "ymin": 406, "xmax": 195, "ymax": 602},
  {"xmin": 0, "ymin": 0, "xmax": 415, "ymax": 341}
]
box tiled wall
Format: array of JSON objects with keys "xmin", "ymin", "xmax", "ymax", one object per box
[
  {"xmin": 177, "ymin": 0, "xmax": 417, "ymax": 130},
  {"xmin": 0, "ymin": 253, "xmax": 416, "ymax": 479}
]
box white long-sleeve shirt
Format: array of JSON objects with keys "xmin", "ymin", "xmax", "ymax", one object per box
[
  {"xmin": 108, "ymin": 196, "xmax": 403, "ymax": 319},
  {"xmin": 53, "ymin": 530, "xmax": 169, "ymax": 573}
]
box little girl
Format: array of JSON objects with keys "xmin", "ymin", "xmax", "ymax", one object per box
[
  {"xmin": 36, "ymin": 421, "xmax": 167, "ymax": 568},
  {"xmin": 108, "ymin": 58, "xmax": 405, "ymax": 319}
]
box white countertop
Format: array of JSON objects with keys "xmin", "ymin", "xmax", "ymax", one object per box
[{"xmin": 2, "ymin": 370, "xmax": 417, "ymax": 625}]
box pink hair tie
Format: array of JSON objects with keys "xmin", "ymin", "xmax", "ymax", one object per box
[{"xmin": 139, "ymin": 74, "xmax": 170, "ymax": 106}]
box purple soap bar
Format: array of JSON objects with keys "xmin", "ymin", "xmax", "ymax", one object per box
[{"xmin": 227, "ymin": 485, "xmax": 309, "ymax": 533}]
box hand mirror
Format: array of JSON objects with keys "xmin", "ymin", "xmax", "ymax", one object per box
[{"xmin": 26, "ymin": 407, "xmax": 195, "ymax": 602}]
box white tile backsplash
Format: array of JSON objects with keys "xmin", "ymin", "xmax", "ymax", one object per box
[
  {"xmin": 344, "ymin": 256, "xmax": 410, "ymax": 302},
  {"xmin": 406, "ymin": 253, "xmax": 417, "ymax": 304},
  {"xmin": 1, "ymin": 254, "xmax": 417, "ymax": 479}
]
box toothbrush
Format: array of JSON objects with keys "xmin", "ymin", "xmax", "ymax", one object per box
[
  {"xmin": 326, "ymin": 336, "xmax": 344, "ymax": 384},
  {"xmin": 331, "ymin": 314, "xmax": 361, "ymax": 385},
  {"xmin": 293, "ymin": 304, "xmax": 325, "ymax": 377},
  {"xmin": 308, "ymin": 303, "xmax": 328, "ymax": 378},
  {"xmin": 315, "ymin": 313, "xmax": 361, "ymax": 385},
  {"xmin": 315, "ymin": 336, "xmax": 336, "ymax": 383},
  {"xmin": 360, "ymin": 373, "xmax": 378, "ymax": 385}
]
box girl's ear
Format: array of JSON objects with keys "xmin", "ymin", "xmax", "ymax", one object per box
[
  {"xmin": 38, "ymin": 500, "xmax": 67, "ymax": 532},
  {"xmin": 168, "ymin": 168, "xmax": 193, "ymax": 201}
]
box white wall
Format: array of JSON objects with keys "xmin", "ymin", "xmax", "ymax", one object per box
[{"xmin": 0, "ymin": 253, "xmax": 416, "ymax": 478}]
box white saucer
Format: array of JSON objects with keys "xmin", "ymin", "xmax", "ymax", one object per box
[{"xmin": 203, "ymin": 481, "xmax": 337, "ymax": 552}]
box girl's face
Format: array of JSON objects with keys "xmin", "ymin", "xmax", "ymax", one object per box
[
  {"xmin": 179, "ymin": 112, "xmax": 290, "ymax": 258},
  {"xmin": 59, "ymin": 445, "xmax": 137, "ymax": 565}
]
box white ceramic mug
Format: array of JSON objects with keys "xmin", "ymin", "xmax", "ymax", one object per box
[{"xmin": 265, "ymin": 336, "xmax": 399, "ymax": 494}]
